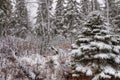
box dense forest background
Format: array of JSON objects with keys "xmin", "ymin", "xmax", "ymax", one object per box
[{"xmin": 0, "ymin": 0, "xmax": 120, "ymax": 80}]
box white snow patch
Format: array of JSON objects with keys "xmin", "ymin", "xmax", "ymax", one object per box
[
  {"xmin": 100, "ymin": 72, "xmax": 111, "ymax": 79},
  {"xmin": 80, "ymin": 45, "xmax": 91, "ymax": 51},
  {"xmin": 113, "ymin": 46, "xmax": 120, "ymax": 54},
  {"xmin": 94, "ymin": 54, "xmax": 110, "ymax": 59},
  {"xmin": 90, "ymin": 42, "xmax": 112, "ymax": 50},
  {"xmin": 94, "ymin": 35, "xmax": 105, "ymax": 40},
  {"xmin": 71, "ymin": 48, "xmax": 82, "ymax": 56},
  {"xmin": 115, "ymin": 71, "xmax": 120, "ymax": 78},
  {"xmin": 72, "ymin": 74, "xmax": 79, "ymax": 77},
  {"xmin": 114, "ymin": 55, "xmax": 120, "ymax": 64},
  {"xmin": 76, "ymin": 65, "xmax": 83, "ymax": 72},
  {"xmin": 92, "ymin": 72, "xmax": 111, "ymax": 80},
  {"xmin": 104, "ymin": 66, "xmax": 116, "ymax": 75},
  {"xmin": 71, "ymin": 43, "xmax": 78, "ymax": 49},
  {"xmin": 76, "ymin": 65, "xmax": 92, "ymax": 76},
  {"xmin": 78, "ymin": 38, "xmax": 92, "ymax": 42},
  {"xmin": 86, "ymin": 68, "xmax": 93, "ymax": 76}
]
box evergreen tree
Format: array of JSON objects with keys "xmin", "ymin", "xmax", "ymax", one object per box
[
  {"xmin": 0, "ymin": 0, "xmax": 12, "ymax": 36},
  {"xmin": 114, "ymin": 15, "xmax": 120, "ymax": 26},
  {"xmin": 36, "ymin": 0, "xmax": 52, "ymax": 37},
  {"xmin": 112, "ymin": 15, "xmax": 120, "ymax": 34},
  {"xmin": 0, "ymin": 0, "xmax": 12, "ymax": 15},
  {"xmin": 80, "ymin": 0, "xmax": 90, "ymax": 15},
  {"xmin": 12, "ymin": 0, "xmax": 29, "ymax": 38},
  {"xmin": 59, "ymin": 0, "xmax": 82, "ymax": 38},
  {"xmin": 71, "ymin": 11, "xmax": 120, "ymax": 80},
  {"xmin": 36, "ymin": 0, "xmax": 49, "ymax": 36},
  {"xmin": 36, "ymin": 0, "xmax": 53, "ymax": 54},
  {"xmin": 55, "ymin": 0, "xmax": 64, "ymax": 20},
  {"xmin": 91, "ymin": 0, "xmax": 100, "ymax": 11},
  {"xmin": 111, "ymin": 0, "xmax": 120, "ymax": 34},
  {"xmin": 54, "ymin": 0, "xmax": 65, "ymax": 32},
  {"xmin": 104, "ymin": 0, "xmax": 119, "ymax": 18}
]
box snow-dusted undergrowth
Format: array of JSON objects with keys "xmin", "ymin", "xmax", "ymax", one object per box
[{"xmin": 0, "ymin": 36, "xmax": 72, "ymax": 80}]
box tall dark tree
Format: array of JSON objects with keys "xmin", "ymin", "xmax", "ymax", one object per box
[
  {"xmin": 36, "ymin": 0, "xmax": 53, "ymax": 37},
  {"xmin": 12, "ymin": 0, "xmax": 29, "ymax": 38},
  {"xmin": 104, "ymin": 0, "xmax": 120, "ymax": 23},
  {"xmin": 107, "ymin": 0, "xmax": 120, "ymax": 34},
  {"xmin": 0, "ymin": 0, "xmax": 12, "ymax": 36},
  {"xmin": 0, "ymin": 0, "xmax": 12, "ymax": 15},
  {"xmin": 57, "ymin": 0, "xmax": 82, "ymax": 39},
  {"xmin": 106, "ymin": 0, "xmax": 119, "ymax": 17},
  {"xmin": 36, "ymin": 0, "xmax": 53, "ymax": 54},
  {"xmin": 55, "ymin": 0, "xmax": 64, "ymax": 18},
  {"xmin": 80, "ymin": 0, "xmax": 90, "ymax": 15},
  {"xmin": 54, "ymin": 0, "xmax": 65, "ymax": 31}
]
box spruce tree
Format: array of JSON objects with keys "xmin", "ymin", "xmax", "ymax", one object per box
[
  {"xmin": 0, "ymin": 0, "xmax": 12, "ymax": 15},
  {"xmin": 36, "ymin": 0, "xmax": 53, "ymax": 54},
  {"xmin": 80, "ymin": 0, "xmax": 90, "ymax": 15},
  {"xmin": 114, "ymin": 15, "xmax": 120, "ymax": 26},
  {"xmin": 0, "ymin": 0, "xmax": 12, "ymax": 36},
  {"xmin": 54, "ymin": 0, "xmax": 65, "ymax": 32},
  {"xmin": 112, "ymin": 0, "xmax": 120, "ymax": 34},
  {"xmin": 0, "ymin": 8, "xmax": 7, "ymax": 36},
  {"xmin": 59, "ymin": 0, "xmax": 82, "ymax": 38},
  {"xmin": 36, "ymin": 0, "xmax": 52, "ymax": 37},
  {"xmin": 105, "ymin": 0, "xmax": 119, "ymax": 18},
  {"xmin": 71, "ymin": 11, "xmax": 120, "ymax": 80},
  {"xmin": 12, "ymin": 0, "xmax": 28, "ymax": 38},
  {"xmin": 36, "ymin": 0, "xmax": 50, "ymax": 36}
]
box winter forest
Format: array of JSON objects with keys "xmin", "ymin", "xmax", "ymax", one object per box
[{"xmin": 0, "ymin": 0, "xmax": 120, "ymax": 80}]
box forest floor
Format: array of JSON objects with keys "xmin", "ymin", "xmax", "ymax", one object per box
[{"xmin": 0, "ymin": 35, "xmax": 74, "ymax": 80}]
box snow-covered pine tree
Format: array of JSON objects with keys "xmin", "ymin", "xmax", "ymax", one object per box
[
  {"xmin": 59, "ymin": 0, "xmax": 82, "ymax": 39},
  {"xmin": 105, "ymin": 0, "xmax": 119, "ymax": 18},
  {"xmin": 0, "ymin": 7, "xmax": 7, "ymax": 36},
  {"xmin": 12, "ymin": 0, "xmax": 29, "ymax": 38},
  {"xmin": 54, "ymin": 0, "xmax": 65, "ymax": 32},
  {"xmin": 80, "ymin": 0, "xmax": 90, "ymax": 15},
  {"xmin": 0, "ymin": 0, "xmax": 12, "ymax": 36},
  {"xmin": 71, "ymin": 11, "xmax": 120, "ymax": 80},
  {"xmin": 35, "ymin": 0, "xmax": 45, "ymax": 36},
  {"xmin": 36, "ymin": 0, "xmax": 53, "ymax": 37},
  {"xmin": 36, "ymin": 0, "xmax": 53, "ymax": 54},
  {"xmin": 114, "ymin": 15, "xmax": 120, "ymax": 26}
]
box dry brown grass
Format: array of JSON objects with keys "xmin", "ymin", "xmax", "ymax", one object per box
[{"xmin": 58, "ymin": 41, "xmax": 71, "ymax": 51}]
